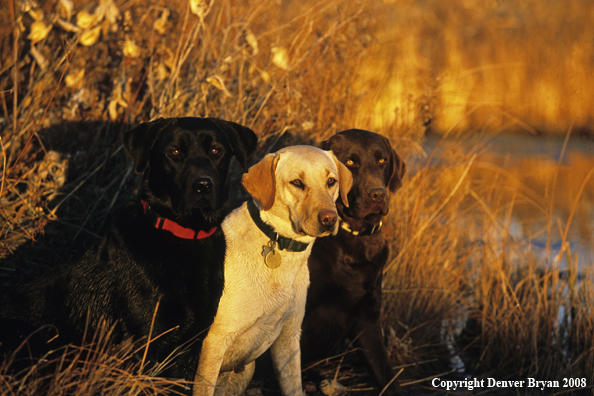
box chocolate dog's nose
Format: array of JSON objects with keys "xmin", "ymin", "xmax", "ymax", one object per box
[
  {"xmin": 193, "ymin": 177, "xmax": 213, "ymax": 195},
  {"xmin": 368, "ymin": 187, "xmax": 386, "ymax": 202},
  {"xmin": 318, "ymin": 210, "xmax": 338, "ymax": 229}
]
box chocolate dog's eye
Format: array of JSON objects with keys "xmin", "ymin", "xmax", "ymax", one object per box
[
  {"xmin": 290, "ymin": 179, "xmax": 304, "ymax": 188},
  {"xmin": 378, "ymin": 158, "xmax": 386, "ymax": 165},
  {"xmin": 345, "ymin": 159, "xmax": 355, "ymax": 167},
  {"xmin": 327, "ymin": 178, "xmax": 337, "ymax": 187}
]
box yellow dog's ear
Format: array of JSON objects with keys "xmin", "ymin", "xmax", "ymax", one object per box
[
  {"xmin": 242, "ymin": 153, "xmax": 280, "ymax": 211},
  {"xmin": 329, "ymin": 151, "xmax": 352, "ymax": 208}
]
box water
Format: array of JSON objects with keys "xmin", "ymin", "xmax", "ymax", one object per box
[
  {"xmin": 424, "ymin": 132, "xmax": 594, "ymax": 269},
  {"xmin": 421, "ymin": 133, "xmax": 594, "ymax": 379}
]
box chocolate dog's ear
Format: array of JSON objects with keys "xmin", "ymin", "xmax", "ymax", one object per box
[
  {"xmin": 320, "ymin": 133, "xmax": 342, "ymax": 151},
  {"xmin": 210, "ymin": 118, "xmax": 258, "ymax": 171},
  {"xmin": 388, "ymin": 145, "xmax": 406, "ymax": 193},
  {"xmin": 122, "ymin": 117, "xmax": 169, "ymax": 174},
  {"xmin": 329, "ymin": 151, "xmax": 352, "ymax": 208},
  {"xmin": 242, "ymin": 153, "xmax": 280, "ymax": 211}
]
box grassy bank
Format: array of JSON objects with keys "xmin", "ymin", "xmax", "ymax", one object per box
[
  {"xmin": 1, "ymin": 0, "xmax": 593, "ymax": 394},
  {"xmin": 383, "ymin": 134, "xmax": 594, "ymax": 388}
]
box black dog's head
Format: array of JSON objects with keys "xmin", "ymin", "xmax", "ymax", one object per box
[
  {"xmin": 123, "ymin": 117, "xmax": 258, "ymax": 230},
  {"xmin": 322, "ymin": 129, "xmax": 406, "ymax": 232}
]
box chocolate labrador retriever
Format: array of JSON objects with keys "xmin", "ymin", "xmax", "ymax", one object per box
[
  {"xmin": 301, "ymin": 129, "xmax": 406, "ymax": 396},
  {"xmin": 0, "ymin": 117, "xmax": 257, "ymax": 387}
]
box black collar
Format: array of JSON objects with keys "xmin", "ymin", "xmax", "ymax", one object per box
[
  {"xmin": 247, "ymin": 199, "xmax": 309, "ymax": 252},
  {"xmin": 340, "ymin": 219, "xmax": 383, "ymax": 236}
]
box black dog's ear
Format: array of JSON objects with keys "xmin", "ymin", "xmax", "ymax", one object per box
[
  {"xmin": 385, "ymin": 137, "xmax": 406, "ymax": 192},
  {"xmin": 122, "ymin": 117, "xmax": 169, "ymax": 174},
  {"xmin": 210, "ymin": 118, "xmax": 258, "ymax": 171}
]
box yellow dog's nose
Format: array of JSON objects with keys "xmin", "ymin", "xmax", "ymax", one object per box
[{"xmin": 318, "ymin": 209, "xmax": 338, "ymax": 229}]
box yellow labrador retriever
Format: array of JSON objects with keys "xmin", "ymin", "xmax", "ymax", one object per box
[{"xmin": 193, "ymin": 146, "xmax": 352, "ymax": 396}]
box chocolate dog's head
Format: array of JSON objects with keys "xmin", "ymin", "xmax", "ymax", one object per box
[
  {"xmin": 322, "ymin": 129, "xmax": 405, "ymax": 232},
  {"xmin": 123, "ymin": 117, "xmax": 258, "ymax": 229}
]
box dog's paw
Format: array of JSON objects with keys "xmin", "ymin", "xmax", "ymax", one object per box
[
  {"xmin": 244, "ymin": 388, "xmax": 263, "ymax": 396},
  {"xmin": 303, "ymin": 381, "xmax": 317, "ymax": 395},
  {"xmin": 319, "ymin": 379, "xmax": 347, "ymax": 396}
]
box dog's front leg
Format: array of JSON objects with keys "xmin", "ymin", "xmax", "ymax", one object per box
[
  {"xmin": 354, "ymin": 319, "xmax": 402, "ymax": 396},
  {"xmin": 193, "ymin": 332, "xmax": 228, "ymax": 396},
  {"xmin": 270, "ymin": 323, "xmax": 304, "ymax": 396},
  {"xmin": 270, "ymin": 265, "xmax": 309, "ymax": 396}
]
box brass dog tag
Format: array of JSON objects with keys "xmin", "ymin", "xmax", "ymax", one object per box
[
  {"xmin": 264, "ymin": 250, "xmax": 282, "ymax": 269},
  {"xmin": 262, "ymin": 240, "xmax": 282, "ymax": 269}
]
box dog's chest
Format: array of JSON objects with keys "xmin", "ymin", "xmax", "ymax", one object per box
[
  {"xmin": 219, "ymin": 251, "xmax": 309, "ymax": 371},
  {"xmin": 216, "ymin": 207, "xmax": 312, "ymax": 371}
]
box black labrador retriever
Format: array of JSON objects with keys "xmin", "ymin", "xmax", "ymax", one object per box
[
  {"xmin": 0, "ymin": 117, "xmax": 257, "ymax": 385},
  {"xmin": 301, "ymin": 129, "xmax": 406, "ymax": 396}
]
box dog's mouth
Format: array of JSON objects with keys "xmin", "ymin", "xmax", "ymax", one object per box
[
  {"xmin": 193, "ymin": 197, "xmax": 214, "ymax": 209},
  {"xmin": 292, "ymin": 220, "xmax": 332, "ymax": 238},
  {"xmin": 338, "ymin": 201, "xmax": 386, "ymax": 222},
  {"xmin": 167, "ymin": 200, "xmax": 226, "ymax": 230},
  {"xmin": 364, "ymin": 212, "xmax": 382, "ymax": 226},
  {"xmin": 336, "ymin": 198, "xmax": 388, "ymax": 233},
  {"xmin": 293, "ymin": 223, "xmax": 315, "ymax": 237}
]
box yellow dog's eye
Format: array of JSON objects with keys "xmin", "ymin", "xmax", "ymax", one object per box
[
  {"xmin": 327, "ymin": 178, "xmax": 337, "ymax": 187},
  {"xmin": 290, "ymin": 179, "xmax": 304, "ymax": 188}
]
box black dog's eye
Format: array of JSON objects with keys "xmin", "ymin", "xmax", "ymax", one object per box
[
  {"xmin": 327, "ymin": 177, "xmax": 337, "ymax": 187},
  {"xmin": 171, "ymin": 149, "xmax": 180, "ymax": 156},
  {"xmin": 290, "ymin": 179, "xmax": 304, "ymax": 189},
  {"xmin": 211, "ymin": 148, "xmax": 220, "ymax": 155}
]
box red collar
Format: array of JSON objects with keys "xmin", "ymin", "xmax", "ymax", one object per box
[{"xmin": 141, "ymin": 200, "xmax": 217, "ymax": 240}]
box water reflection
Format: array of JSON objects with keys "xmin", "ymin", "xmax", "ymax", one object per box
[{"xmin": 427, "ymin": 133, "xmax": 594, "ymax": 268}]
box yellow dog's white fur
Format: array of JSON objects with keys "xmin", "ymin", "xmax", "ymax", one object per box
[{"xmin": 193, "ymin": 146, "xmax": 352, "ymax": 396}]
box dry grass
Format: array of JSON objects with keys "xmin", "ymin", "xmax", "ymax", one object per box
[
  {"xmin": 0, "ymin": 322, "xmax": 190, "ymax": 395},
  {"xmin": 0, "ymin": 0, "xmax": 378, "ymax": 263},
  {"xmin": 1, "ymin": 0, "xmax": 594, "ymax": 395},
  {"xmin": 380, "ymin": 129, "xmax": 594, "ymax": 391}
]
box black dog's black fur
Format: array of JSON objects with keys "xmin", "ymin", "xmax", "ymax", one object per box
[
  {"xmin": 0, "ymin": 117, "xmax": 257, "ymax": 384},
  {"xmin": 301, "ymin": 129, "xmax": 406, "ymax": 396}
]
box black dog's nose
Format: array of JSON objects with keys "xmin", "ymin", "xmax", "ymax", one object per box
[
  {"xmin": 368, "ymin": 187, "xmax": 386, "ymax": 202},
  {"xmin": 193, "ymin": 177, "xmax": 213, "ymax": 195},
  {"xmin": 318, "ymin": 210, "xmax": 338, "ymax": 229}
]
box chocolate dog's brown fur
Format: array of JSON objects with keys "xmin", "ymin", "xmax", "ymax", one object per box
[{"xmin": 301, "ymin": 129, "xmax": 405, "ymax": 396}]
